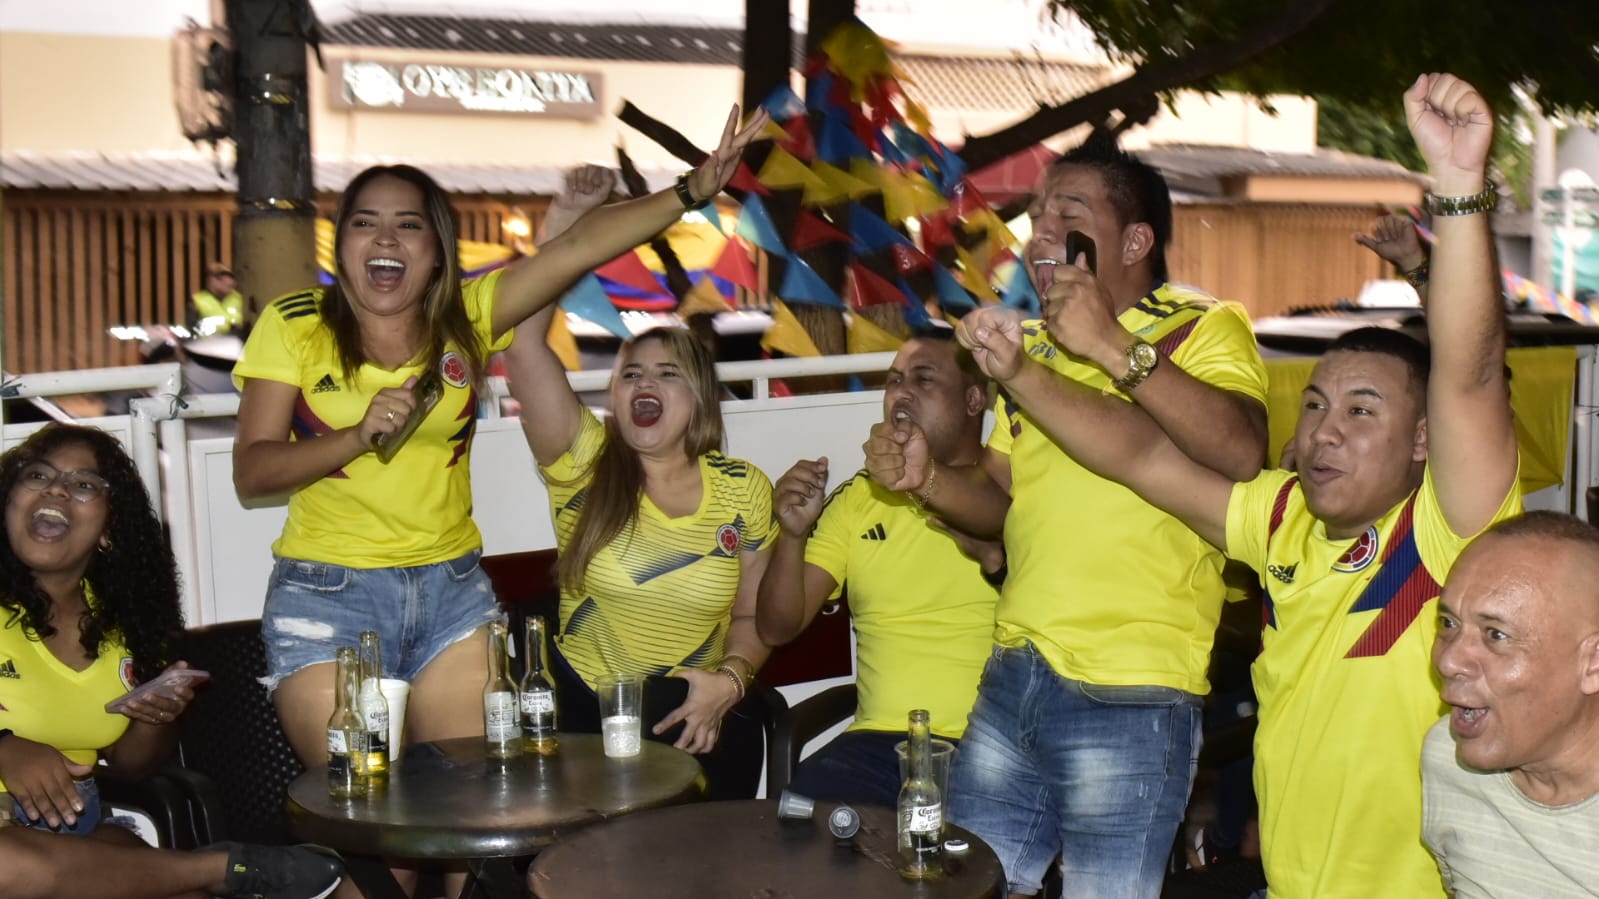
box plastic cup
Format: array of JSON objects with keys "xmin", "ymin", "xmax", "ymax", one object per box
[
  {"xmin": 896, "ymin": 737, "xmax": 956, "ymax": 802},
  {"xmin": 596, "ymin": 673, "xmax": 643, "ymax": 758},
  {"xmin": 378, "ymin": 678, "xmax": 409, "ymax": 755},
  {"xmin": 776, "ymin": 789, "xmax": 815, "ymax": 820}
]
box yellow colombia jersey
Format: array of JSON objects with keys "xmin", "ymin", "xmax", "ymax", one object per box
[
  {"xmin": 804, "ymin": 472, "xmax": 999, "ymax": 737},
  {"xmin": 232, "ymin": 271, "xmax": 511, "ymax": 568},
  {"xmin": 0, "ymin": 611, "xmax": 134, "ymax": 791},
  {"xmin": 1227, "ymin": 465, "xmax": 1521, "ymax": 899},
  {"xmin": 544, "ymin": 408, "xmax": 775, "ymax": 687},
  {"xmin": 987, "ymin": 283, "xmax": 1267, "ymax": 694}
]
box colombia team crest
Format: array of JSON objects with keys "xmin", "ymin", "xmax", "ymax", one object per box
[
  {"xmin": 716, "ymin": 523, "xmax": 741, "ymax": 556},
  {"xmin": 119, "ymin": 656, "xmax": 137, "ymax": 690},
  {"xmin": 1332, "ymin": 526, "xmax": 1380, "ymax": 573},
  {"xmin": 439, "ymin": 351, "xmax": 469, "ymax": 389}
]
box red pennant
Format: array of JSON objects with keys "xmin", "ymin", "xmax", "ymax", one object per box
[
  {"xmin": 951, "ymin": 179, "xmax": 992, "ymax": 219},
  {"xmin": 595, "ymin": 251, "xmax": 666, "ymax": 297},
  {"xmin": 710, "ymin": 238, "xmax": 761, "ymax": 292},
  {"xmin": 918, "ymin": 213, "xmax": 957, "ymax": 249},
  {"xmin": 850, "ymin": 106, "xmax": 879, "ymax": 154},
  {"xmin": 791, "ymin": 210, "xmax": 852, "ymax": 251},
  {"xmin": 779, "ymin": 117, "xmax": 817, "ymax": 161},
  {"xmin": 827, "ymin": 75, "xmax": 853, "ymax": 111},
  {"xmin": 729, "ymin": 161, "xmax": 771, "ymax": 196},
  {"xmin": 848, "ymin": 261, "xmax": 909, "ymax": 309},
  {"xmin": 890, "ymin": 242, "xmax": 934, "ymax": 276}
]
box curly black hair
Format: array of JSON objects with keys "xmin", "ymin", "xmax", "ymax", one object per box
[{"xmin": 0, "ymin": 424, "xmax": 184, "ymax": 683}]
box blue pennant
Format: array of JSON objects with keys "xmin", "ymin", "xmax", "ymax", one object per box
[
  {"xmin": 1000, "ymin": 264, "xmax": 1041, "ymax": 316},
  {"xmin": 776, "ymin": 256, "xmax": 845, "ymax": 308},
  {"xmin": 847, "ymin": 203, "xmax": 914, "ymax": 251},
  {"xmin": 558, "ymin": 273, "xmax": 631, "ymax": 339},
  {"xmin": 932, "ymin": 266, "xmax": 978, "ymax": 312}
]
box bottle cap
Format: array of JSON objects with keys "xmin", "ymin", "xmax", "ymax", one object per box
[
  {"xmin": 827, "ymin": 805, "xmax": 861, "ymax": 839},
  {"xmin": 943, "ymin": 839, "xmax": 969, "ymax": 854}
]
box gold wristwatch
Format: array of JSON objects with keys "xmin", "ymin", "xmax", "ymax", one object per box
[{"xmin": 1113, "ymin": 340, "xmax": 1159, "ymax": 391}]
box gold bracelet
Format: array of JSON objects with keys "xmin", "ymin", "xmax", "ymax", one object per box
[
  {"xmin": 717, "ymin": 665, "xmax": 746, "ymax": 701},
  {"xmin": 722, "ymin": 653, "xmax": 757, "ymax": 685},
  {"xmin": 912, "ymin": 460, "xmax": 936, "ymax": 508}
]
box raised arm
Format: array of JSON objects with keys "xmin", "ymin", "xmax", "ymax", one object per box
[
  {"xmin": 488, "ymin": 106, "xmax": 769, "ymax": 339},
  {"xmin": 862, "ymin": 417, "xmax": 1013, "ymax": 539},
  {"xmin": 1406, "ymin": 73, "xmax": 1517, "ymax": 534},
  {"xmin": 502, "ymin": 166, "xmax": 616, "ymax": 466},
  {"xmin": 757, "ymin": 458, "xmax": 843, "ymax": 645},
  {"xmin": 958, "ymin": 306, "xmax": 1233, "ymax": 548},
  {"xmin": 1037, "ymin": 259, "xmax": 1267, "ymax": 480},
  {"xmin": 1356, "ymin": 213, "xmax": 1431, "ymax": 306}
]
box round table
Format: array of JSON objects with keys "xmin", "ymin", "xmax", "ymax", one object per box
[
  {"xmin": 528, "ymin": 799, "xmax": 1006, "ymax": 898},
  {"xmin": 286, "ymin": 735, "xmax": 705, "ymax": 899}
]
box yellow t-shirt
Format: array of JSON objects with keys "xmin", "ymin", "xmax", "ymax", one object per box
[
  {"xmin": 804, "ymin": 471, "xmax": 998, "ymax": 737},
  {"xmin": 232, "ymin": 272, "xmax": 511, "ymax": 568},
  {"xmin": 544, "ymin": 408, "xmax": 775, "ymax": 687},
  {"xmin": 1227, "ymin": 466, "xmax": 1521, "ymax": 899},
  {"xmin": 987, "ymin": 283, "xmax": 1267, "ymax": 693},
  {"xmin": 0, "ymin": 613, "xmax": 134, "ymax": 790}
]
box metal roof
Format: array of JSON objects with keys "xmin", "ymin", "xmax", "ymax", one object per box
[
  {"xmin": 1136, "ymin": 143, "xmax": 1427, "ymax": 195},
  {"xmin": 321, "ymin": 14, "xmax": 771, "ymax": 66}
]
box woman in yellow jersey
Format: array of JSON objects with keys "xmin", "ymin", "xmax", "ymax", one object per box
[
  {"xmin": 0, "ymin": 425, "xmax": 191, "ymax": 838},
  {"xmin": 231, "ymin": 107, "xmax": 769, "ymax": 786},
  {"xmin": 505, "ymin": 306, "xmax": 774, "ymax": 798}
]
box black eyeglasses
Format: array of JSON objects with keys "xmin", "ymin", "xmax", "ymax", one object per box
[{"xmin": 18, "ymin": 461, "xmax": 111, "ymax": 503}]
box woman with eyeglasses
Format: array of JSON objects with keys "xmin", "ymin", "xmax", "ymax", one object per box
[{"xmin": 0, "ymin": 424, "xmax": 190, "ymax": 839}]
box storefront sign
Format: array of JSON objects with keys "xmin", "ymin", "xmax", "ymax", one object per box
[{"xmin": 331, "ymin": 58, "xmax": 603, "ymax": 118}]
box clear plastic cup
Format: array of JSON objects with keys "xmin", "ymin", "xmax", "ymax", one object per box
[{"xmin": 596, "ymin": 673, "xmax": 643, "ymax": 758}]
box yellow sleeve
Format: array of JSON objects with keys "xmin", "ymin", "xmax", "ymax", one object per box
[
  {"xmin": 742, "ymin": 462, "xmax": 776, "ymax": 552},
  {"xmin": 232, "ymin": 292, "xmax": 312, "ymax": 390},
  {"xmin": 804, "ymin": 473, "xmax": 867, "ymax": 602},
  {"xmin": 465, "ymin": 270, "xmax": 513, "ymax": 353},
  {"xmin": 984, "ymin": 392, "xmax": 1019, "ymax": 457},
  {"xmin": 1225, "ymin": 468, "xmax": 1297, "ymax": 572},
  {"xmin": 1173, "ymin": 301, "xmax": 1268, "ymax": 402},
  {"xmin": 1413, "ymin": 463, "xmax": 1523, "ymax": 584},
  {"xmin": 540, "ymin": 406, "xmax": 607, "ymax": 488}
]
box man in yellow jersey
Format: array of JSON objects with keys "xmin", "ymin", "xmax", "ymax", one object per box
[
  {"xmin": 758, "ymin": 327, "xmax": 1001, "ymax": 807},
  {"xmin": 866, "ymin": 133, "xmax": 1269, "ymax": 896},
  {"xmin": 1425, "ymin": 512, "xmax": 1599, "ymax": 897},
  {"xmin": 190, "ymin": 262, "xmax": 246, "ymax": 335},
  {"xmin": 955, "ymin": 73, "xmax": 1518, "ymax": 899}
]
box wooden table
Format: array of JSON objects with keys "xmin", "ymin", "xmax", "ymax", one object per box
[
  {"xmin": 286, "ymin": 735, "xmax": 705, "ymax": 899},
  {"xmin": 528, "ymin": 799, "xmax": 1006, "ymax": 898}
]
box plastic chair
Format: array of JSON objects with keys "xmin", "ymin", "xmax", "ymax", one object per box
[{"xmin": 764, "ymin": 682, "xmax": 858, "ymax": 797}]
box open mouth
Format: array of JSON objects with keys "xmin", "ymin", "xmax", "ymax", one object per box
[
  {"xmin": 631, "ymin": 395, "xmax": 662, "ymax": 428},
  {"xmin": 1451, "ymin": 704, "xmax": 1489, "ymax": 737},
  {"xmin": 891, "ymin": 404, "xmax": 915, "ymax": 427},
  {"xmin": 1032, "ymin": 258, "xmax": 1062, "ymax": 291},
  {"xmin": 366, "ymin": 258, "xmax": 406, "ymax": 290},
  {"xmin": 29, "ymin": 507, "xmax": 69, "ymax": 541}
]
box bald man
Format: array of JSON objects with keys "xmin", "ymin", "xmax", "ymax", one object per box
[{"xmin": 1426, "ymin": 511, "xmax": 1599, "ymax": 897}]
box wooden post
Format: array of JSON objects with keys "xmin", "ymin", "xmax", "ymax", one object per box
[{"xmin": 224, "ymin": 0, "xmax": 318, "ymax": 318}]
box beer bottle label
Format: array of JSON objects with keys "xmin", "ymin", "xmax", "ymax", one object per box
[
  {"xmin": 520, "ymin": 691, "xmax": 555, "ymax": 715},
  {"xmin": 327, "ymin": 729, "xmax": 348, "ymax": 754},
  {"xmin": 365, "ymin": 707, "xmax": 389, "ymax": 733},
  {"xmin": 906, "ymin": 803, "xmax": 942, "ymax": 833},
  {"xmin": 484, "ymin": 692, "xmax": 518, "ymax": 739}
]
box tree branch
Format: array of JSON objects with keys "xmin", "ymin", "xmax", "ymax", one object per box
[{"xmin": 957, "ymin": 0, "xmax": 1336, "ymax": 170}]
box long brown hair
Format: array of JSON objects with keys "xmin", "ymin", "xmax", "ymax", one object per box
[
  {"xmin": 557, "ymin": 328, "xmax": 725, "ymax": 592},
  {"xmin": 321, "ymin": 165, "xmax": 485, "ymax": 383}
]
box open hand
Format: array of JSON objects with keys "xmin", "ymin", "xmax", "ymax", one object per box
[
  {"xmin": 1404, "ymin": 73, "xmax": 1494, "ymax": 189},
  {"xmin": 0, "ymin": 736, "xmax": 95, "ymax": 829},
  {"xmin": 654, "ymin": 668, "xmax": 740, "ymax": 754},
  {"xmin": 685, "ymin": 105, "xmax": 772, "ymax": 206}
]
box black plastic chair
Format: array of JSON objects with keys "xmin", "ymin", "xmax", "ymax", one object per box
[
  {"xmin": 764, "ymin": 682, "xmax": 858, "ymax": 797},
  {"xmin": 172, "ymin": 619, "xmax": 305, "ymax": 845}
]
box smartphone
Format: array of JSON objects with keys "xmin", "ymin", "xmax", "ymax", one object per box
[
  {"xmin": 1065, "ymin": 230, "xmax": 1097, "ymax": 275},
  {"xmin": 105, "ymin": 668, "xmax": 210, "ymax": 714},
  {"xmin": 373, "ymin": 369, "xmax": 445, "ymax": 464}
]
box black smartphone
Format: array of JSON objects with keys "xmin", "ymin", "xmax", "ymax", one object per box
[
  {"xmin": 1065, "ymin": 230, "xmax": 1097, "ymax": 274},
  {"xmin": 373, "ymin": 369, "xmax": 444, "ymax": 463}
]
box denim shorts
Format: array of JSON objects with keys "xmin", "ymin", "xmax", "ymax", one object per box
[
  {"xmin": 947, "ymin": 643, "xmax": 1202, "ymax": 898},
  {"xmin": 6, "ymin": 777, "xmax": 103, "ymax": 835},
  {"xmin": 260, "ymin": 550, "xmax": 500, "ymax": 692}
]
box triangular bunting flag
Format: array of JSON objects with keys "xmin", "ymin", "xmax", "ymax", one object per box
[
  {"xmin": 846, "ymin": 311, "xmax": 905, "ymax": 354},
  {"xmin": 544, "ymin": 307, "xmax": 581, "ymax": 372},
  {"xmin": 999, "ymin": 260, "xmax": 1041, "ymax": 315},
  {"xmin": 779, "ymin": 115, "xmax": 817, "ymax": 161},
  {"xmin": 810, "ymin": 160, "xmax": 877, "ymax": 203},
  {"xmin": 735, "ymin": 195, "xmax": 788, "ymax": 256},
  {"xmin": 558, "ymin": 273, "xmax": 632, "ymax": 340},
  {"xmin": 760, "ymin": 84, "xmax": 807, "ymax": 124},
  {"xmin": 758, "ymin": 147, "xmax": 828, "ymax": 196},
  {"xmin": 817, "ymin": 115, "xmax": 872, "ymax": 165},
  {"xmin": 791, "ymin": 210, "xmax": 852, "ymax": 251},
  {"xmin": 729, "ymin": 162, "xmax": 771, "ymax": 197},
  {"xmin": 776, "ymin": 255, "xmax": 846, "ymax": 308},
  {"xmin": 894, "ymin": 277, "xmax": 934, "ymax": 326},
  {"xmin": 931, "ymin": 265, "xmax": 978, "ymax": 312},
  {"xmin": 847, "ymin": 203, "xmax": 914, "ymax": 252},
  {"xmin": 709, "ymin": 237, "xmax": 761, "ymax": 293},
  {"xmin": 847, "ymin": 261, "xmax": 909, "ymax": 309},
  {"xmin": 890, "ymin": 242, "xmax": 933, "ymax": 276},
  {"xmin": 678, "ymin": 275, "xmax": 734, "ymax": 317},
  {"xmin": 595, "ymin": 251, "xmax": 667, "ymax": 298},
  {"xmin": 761, "ymin": 300, "xmax": 823, "ymax": 357},
  {"xmin": 881, "ymin": 169, "xmax": 949, "ymax": 223}
]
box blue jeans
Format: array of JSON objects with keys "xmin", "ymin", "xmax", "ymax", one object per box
[
  {"xmin": 789, "ymin": 729, "xmax": 957, "ymax": 809},
  {"xmin": 947, "ymin": 643, "xmax": 1202, "ymax": 898},
  {"xmin": 9, "ymin": 777, "xmax": 102, "ymax": 835},
  {"xmin": 260, "ymin": 550, "xmax": 500, "ymax": 691}
]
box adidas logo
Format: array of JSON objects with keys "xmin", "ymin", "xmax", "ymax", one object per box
[
  {"xmin": 1268, "ymin": 562, "xmax": 1298, "ymax": 585},
  {"xmin": 311, "ymin": 374, "xmax": 340, "ymax": 394},
  {"xmin": 859, "ymin": 523, "xmax": 887, "ymax": 541},
  {"xmin": 0, "ymin": 659, "xmax": 17, "ymax": 679}
]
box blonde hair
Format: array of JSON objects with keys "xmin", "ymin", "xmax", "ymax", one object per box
[{"xmin": 557, "ymin": 328, "xmax": 725, "ymax": 592}]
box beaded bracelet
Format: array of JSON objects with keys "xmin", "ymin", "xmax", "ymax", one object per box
[
  {"xmin": 717, "ymin": 665, "xmax": 746, "ymax": 701},
  {"xmin": 722, "ymin": 653, "xmax": 757, "ymax": 684}
]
